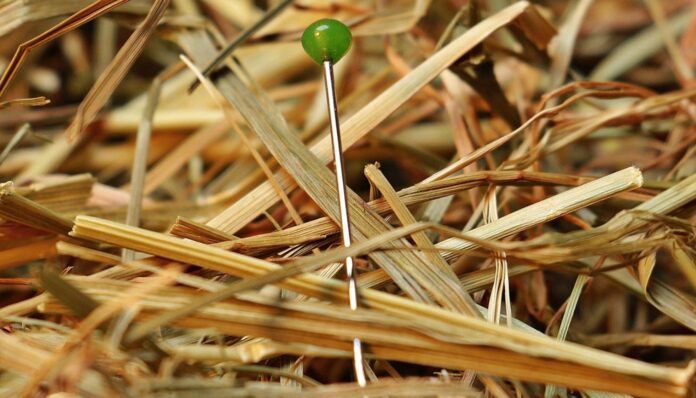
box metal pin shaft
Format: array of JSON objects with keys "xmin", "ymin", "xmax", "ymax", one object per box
[{"xmin": 322, "ymin": 60, "xmax": 366, "ymax": 386}]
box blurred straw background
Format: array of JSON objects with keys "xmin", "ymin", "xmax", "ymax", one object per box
[{"xmin": 0, "ymin": 0, "xmax": 695, "ymax": 397}]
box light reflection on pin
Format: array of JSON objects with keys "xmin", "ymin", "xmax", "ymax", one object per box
[{"xmin": 302, "ymin": 19, "xmax": 366, "ymax": 387}]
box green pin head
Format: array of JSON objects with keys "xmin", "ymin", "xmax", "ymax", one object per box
[{"xmin": 301, "ymin": 18, "xmax": 352, "ymax": 65}]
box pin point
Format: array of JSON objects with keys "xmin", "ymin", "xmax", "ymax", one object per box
[{"xmin": 302, "ymin": 19, "xmax": 366, "ymax": 386}]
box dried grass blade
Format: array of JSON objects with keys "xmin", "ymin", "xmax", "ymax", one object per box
[
  {"xmin": 669, "ymin": 241, "xmax": 696, "ymax": 291},
  {"xmin": 644, "ymin": 0, "xmax": 694, "ymax": 82},
  {"xmin": 632, "ymin": 173, "xmax": 696, "ymax": 215},
  {"xmin": 0, "ymin": 332, "xmax": 50, "ymax": 376},
  {"xmin": 583, "ymin": 333, "xmax": 696, "ymax": 350},
  {"xmin": 145, "ymin": 377, "xmax": 478, "ymax": 398},
  {"xmin": 351, "ymin": 0, "xmax": 433, "ymax": 36},
  {"xmin": 543, "ymin": 89, "xmax": 696, "ymax": 155},
  {"xmin": 638, "ymin": 252, "xmax": 696, "ymax": 331},
  {"xmin": 0, "ymin": 123, "xmax": 31, "ymax": 166},
  {"xmin": 548, "ymin": 0, "xmax": 594, "ymax": 87},
  {"xmin": 0, "ymin": 96, "xmax": 50, "ymax": 109},
  {"xmin": 26, "ymin": 268, "xmax": 176, "ymax": 397},
  {"xmin": 65, "ymin": 0, "xmax": 170, "ymax": 140},
  {"xmin": 123, "ymin": 79, "xmax": 162, "ymax": 262},
  {"xmin": 37, "ymin": 267, "xmax": 99, "ymax": 320},
  {"xmin": 251, "ymin": 378, "xmax": 477, "ymax": 398},
  {"xmin": 459, "ymin": 265, "xmax": 538, "ymax": 293},
  {"xmin": 482, "ymin": 186, "xmax": 511, "ymax": 326},
  {"xmin": 544, "ymin": 273, "xmax": 590, "ymax": 398},
  {"xmin": 164, "ymin": 339, "xmax": 352, "ymax": 364}
]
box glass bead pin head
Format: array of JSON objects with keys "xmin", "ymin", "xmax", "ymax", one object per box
[{"xmin": 301, "ymin": 18, "xmax": 352, "ymax": 65}]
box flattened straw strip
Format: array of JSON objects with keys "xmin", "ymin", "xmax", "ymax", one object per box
[
  {"xmin": 20, "ymin": 174, "xmax": 96, "ymax": 213},
  {"xmin": 0, "ymin": 184, "xmax": 74, "ymax": 235},
  {"xmin": 57, "ymin": 241, "xmax": 219, "ymax": 291},
  {"xmin": 459, "ymin": 265, "xmax": 537, "ymax": 293},
  {"xmin": 175, "ymin": 216, "xmax": 237, "ymax": 244},
  {"xmin": 632, "ymin": 173, "xmax": 696, "ymax": 215}
]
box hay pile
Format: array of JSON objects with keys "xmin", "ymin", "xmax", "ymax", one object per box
[{"xmin": 0, "ymin": 1, "xmax": 694, "ymax": 397}]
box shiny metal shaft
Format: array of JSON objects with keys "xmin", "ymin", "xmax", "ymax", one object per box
[{"xmin": 322, "ymin": 60, "xmax": 366, "ymax": 386}]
